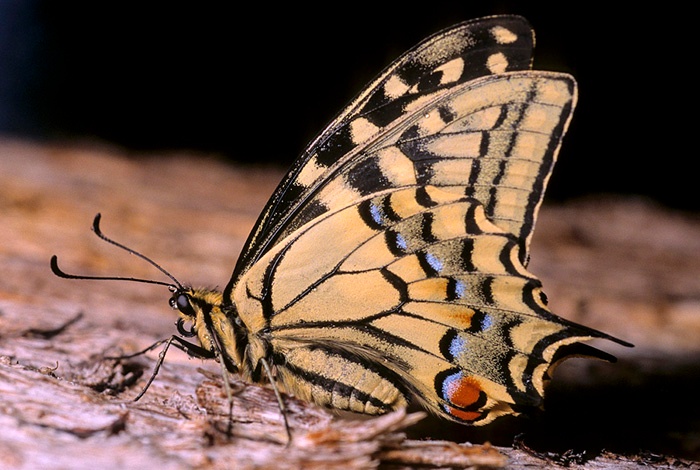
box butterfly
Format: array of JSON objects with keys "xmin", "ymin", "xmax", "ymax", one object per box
[{"xmin": 52, "ymin": 15, "xmax": 631, "ymax": 436}]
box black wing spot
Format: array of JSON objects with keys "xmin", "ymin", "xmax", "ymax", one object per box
[
  {"xmin": 415, "ymin": 187, "xmax": 438, "ymax": 208},
  {"xmin": 420, "ymin": 212, "xmax": 437, "ymax": 244},
  {"xmin": 344, "ymin": 157, "xmax": 391, "ymax": 196},
  {"xmin": 316, "ymin": 126, "xmax": 356, "ymax": 167},
  {"xmin": 459, "ymin": 238, "xmax": 476, "ymax": 272}
]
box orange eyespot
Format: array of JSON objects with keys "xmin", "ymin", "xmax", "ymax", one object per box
[
  {"xmin": 445, "ymin": 406, "xmax": 484, "ymax": 422},
  {"xmin": 445, "ymin": 374, "xmax": 482, "ymax": 408},
  {"xmin": 436, "ymin": 369, "xmax": 488, "ymax": 423}
]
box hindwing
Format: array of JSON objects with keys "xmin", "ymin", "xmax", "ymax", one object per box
[{"xmin": 233, "ymin": 186, "xmax": 612, "ymax": 423}]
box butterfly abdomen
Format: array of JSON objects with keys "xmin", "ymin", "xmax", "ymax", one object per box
[{"xmin": 273, "ymin": 345, "xmax": 409, "ymax": 414}]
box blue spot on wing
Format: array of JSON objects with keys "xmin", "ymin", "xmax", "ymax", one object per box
[
  {"xmin": 395, "ymin": 232, "xmax": 408, "ymax": 251},
  {"xmin": 441, "ymin": 370, "xmax": 463, "ymax": 399},
  {"xmin": 454, "ymin": 280, "xmax": 466, "ymax": 299},
  {"xmin": 359, "ymin": 198, "xmax": 388, "ymax": 230},
  {"xmin": 466, "ymin": 310, "xmax": 493, "ymax": 333},
  {"xmin": 449, "ymin": 334, "xmax": 468, "ymax": 359},
  {"xmin": 425, "ymin": 253, "xmax": 443, "ymax": 273},
  {"xmin": 481, "ymin": 313, "xmax": 493, "ymax": 331},
  {"xmin": 370, "ymin": 203, "xmax": 384, "ymax": 226},
  {"xmin": 386, "ymin": 229, "xmax": 410, "ymax": 256}
]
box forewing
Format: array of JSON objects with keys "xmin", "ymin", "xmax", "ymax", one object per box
[
  {"xmin": 279, "ymin": 72, "xmax": 577, "ymax": 265},
  {"xmin": 228, "ymin": 15, "xmax": 536, "ymax": 289}
]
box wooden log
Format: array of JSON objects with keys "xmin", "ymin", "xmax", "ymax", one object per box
[{"xmin": 1, "ymin": 138, "xmax": 698, "ymax": 468}]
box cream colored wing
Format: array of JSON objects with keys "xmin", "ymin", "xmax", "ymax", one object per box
[{"xmin": 233, "ymin": 183, "xmax": 624, "ymax": 424}]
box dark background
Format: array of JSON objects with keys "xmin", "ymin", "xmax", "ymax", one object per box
[{"xmin": 1, "ymin": 2, "xmax": 694, "ymax": 211}]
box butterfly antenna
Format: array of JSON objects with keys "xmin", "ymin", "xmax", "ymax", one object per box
[{"xmin": 50, "ymin": 213, "xmax": 183, "ymax": 290}]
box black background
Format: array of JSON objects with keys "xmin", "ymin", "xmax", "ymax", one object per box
[{"xmin": 1, "ymin": 2, "xmax": 695, "ymax": 211}]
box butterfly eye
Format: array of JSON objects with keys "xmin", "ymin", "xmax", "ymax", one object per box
[{"xmin": 171, "ymin": 293, "xmax": 196, "ymax": 317}]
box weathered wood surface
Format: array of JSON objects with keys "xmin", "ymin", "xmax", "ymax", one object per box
[{"xmin": 1, "ymin": 138, "xmax": 699, "ymax": 469}]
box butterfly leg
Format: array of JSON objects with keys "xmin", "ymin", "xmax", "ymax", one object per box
[
  {"xmin": 260, "ymin": 357, "xmax": 292, "ymax": 445},
  {"xmin": 106, "ymin": 335, "xmax": 216, "ymax": 401}
]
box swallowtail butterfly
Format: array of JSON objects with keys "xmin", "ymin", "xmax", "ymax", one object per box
[{"xmin": 53, "ymin": 15, "xmax": 631, "ymax": 435}]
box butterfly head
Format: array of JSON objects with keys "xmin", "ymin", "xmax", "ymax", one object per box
[
  {"xmin": 169, "ymin": 287, "xmax": 203, "ymax": 338},
  {"xmin": 50, "ymin": 214, "xmax": 248, "ymax": 374},
  {"xmin": 169, "ymin": 286, "xmax": 247, "ymax": 375}
]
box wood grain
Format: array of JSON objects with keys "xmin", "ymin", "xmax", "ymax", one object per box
[{"xmin": 1, "ymin": 138, "xmax": 698, "ymax": 468}]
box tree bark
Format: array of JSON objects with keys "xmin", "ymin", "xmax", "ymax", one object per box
[{"xmin": 1, "ymin": 138, "xmax": 698, "ymax": 468}]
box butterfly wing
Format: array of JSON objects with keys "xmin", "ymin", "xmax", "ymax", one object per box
[
  {"xmin": 222, "ymin": 17, "xmax": 630, "ymax": 424},
  {"xmin": 232, "ymin": 182, "xmax": 612, "ymax": 424},
  {"xmin": 226, "ymin": 15, "xmax": 537, "ymax": 296},
  {"xmin": 230, "ymin": 70, "xmax": 615, "ymax": 423}
]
